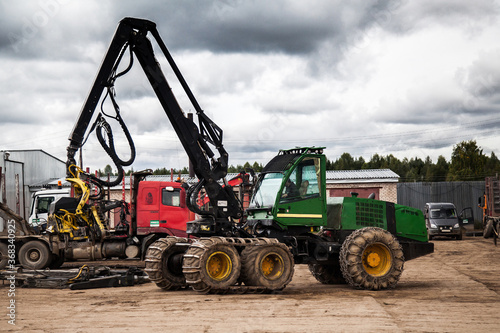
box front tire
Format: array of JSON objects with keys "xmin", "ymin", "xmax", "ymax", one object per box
[
  {"xmin": 241, "ymin": 243, "xmax": 294, "ymax": 291},
  {"xmin": 145, "ymin": 237, "xmax": 190, "ymax": 290},
  {"xmin": 18, "ymin": 240, "xmax": 52, "ymax": 269},
  {"xmin": 340, "ymin": 227, "xmax": 404, "ymax": 290}
]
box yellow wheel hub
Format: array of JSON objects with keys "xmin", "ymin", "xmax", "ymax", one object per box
[
  {"xmin": 206, "ymin": 251, "xmax": 232, "ymax": 281},
  {"xmin": 362, "ymin": 243, "xmax": 392, "ymax": 277},
  {"xmin": 260, "ymin": 253, "xmax": 284, "ymax": 280}
]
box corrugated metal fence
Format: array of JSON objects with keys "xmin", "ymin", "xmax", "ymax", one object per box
[{"xmin": 397, "ymin": 181, "xmax": 484, "ymax": 222}]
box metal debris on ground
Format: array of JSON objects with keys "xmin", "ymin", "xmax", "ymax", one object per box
[{"xmin": 0, "ymin": 265, "xmax": 150, "ymax": 289}]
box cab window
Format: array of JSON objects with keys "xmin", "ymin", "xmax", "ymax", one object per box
[
  {"xmin": 162, "ymin": 188, "xmax": 181, "ymax": 207},
  {"xmin": 280, "ymin": 157, "xmax": 321, "ymax": 202},
  {"xmin": 37, "ymin": 197, "xmax": 55, "ymax": 214}
]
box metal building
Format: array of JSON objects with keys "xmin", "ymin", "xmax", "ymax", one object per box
[
  {"xmin": 326, "ymin": 169, "xmax": 399, "ymax": 203},
  {"xmin": 0, "ymin": 150, "xmax": 65, "ymax": 222}
]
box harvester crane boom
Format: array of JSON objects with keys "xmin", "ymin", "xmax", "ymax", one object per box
[{"xmin": 66, "ymin": 17, "xmax": 241, "ymax": 220}]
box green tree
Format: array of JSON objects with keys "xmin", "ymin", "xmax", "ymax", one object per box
[
  {"xmin": 335, "ymin": 152, "xmax": 355, "ymax": 170},
  {"xmin": 447, "ymin": 140, "xmax": 486, "ymax": 181},
  {"xmin": 403, "ymin": 157, "xmax": 425, "ymax": 182},
  {"xmin": 104, "ymin": 164, "xmax": 113, "ymax": 176},
  {"xmin": 485, "ymin": 151, "xmax": 500, "ymax": 176},
  {"xmin": 251, "ymin": 161, "xmax": 263, "ymax": 172},
  {"xmin": 425, "ymin": 155, "xmax": 449, "ymax": 182},
  {"xmin": 366, "ymin": 153, "xmax": 382, "ymax": 169}
]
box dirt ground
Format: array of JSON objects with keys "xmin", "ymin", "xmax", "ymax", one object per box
[{"xmin": 1, "ymin": 235, "xmax": 500, "ymax": 333}]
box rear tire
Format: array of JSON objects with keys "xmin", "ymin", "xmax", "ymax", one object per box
[
  {"xmin": 18, "ymin": 240, "xmax": 52, "ymax": 269},
  {"xmin": 340, "ymin": 227, "xmax": 404, "ymax": 290},
  {"xmin": 145, "ymin": 237, "xmax": 190, "ymax": 290},
  {"xmin": 241, "ymin": 243, "xmax": 294, "ymax": 291},
  {"xmin": 308, "ymin": 263, "xmax": 346, "ymax": 284},
  {"xmin": 0, "ymin": 242, "xmax": 9, "ymax": 270},
  {"xmin": 183, "ymin": 238, "xmax": 241, "ymax": 293}
]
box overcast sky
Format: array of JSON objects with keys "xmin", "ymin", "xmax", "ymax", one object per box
[{"xmin": 1, "ymin": 0, "xmax": 500, "ymax": 174}]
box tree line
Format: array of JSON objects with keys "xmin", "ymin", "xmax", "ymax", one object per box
[
  {"xmin": 99, "ymin": 140, "xmax": 500, "ymax": 182},
  {"xmin": 327, "ymin": 140, "xmax": 500, "ymax": 182}
]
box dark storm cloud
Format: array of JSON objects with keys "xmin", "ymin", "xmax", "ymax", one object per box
[
  {"xmin": 0, "ymin": 0, "xmax": 115, "ymax": 60},
  {"xmin": 1, "ymin": 0, "xmax": 500, "ymax": 169},
  {"xmin": 110, "ymin": 0, "xmax": 400, "ymax": 57}
]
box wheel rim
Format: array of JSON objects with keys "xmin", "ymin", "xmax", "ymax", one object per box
[
  {"xmin": 260, "ymin": 252, "xmax": 284, "ymax": 281},
  {"xmin": 28, "ymin": 249, "xmax": 41, "ymax": 262},
  {"xmin": 362, "ymin": 243, "xmax": 392, "ymax": 277},
  {"xmin": 206, "ymin": 251, "xmax": 232, "ymax": 281}
]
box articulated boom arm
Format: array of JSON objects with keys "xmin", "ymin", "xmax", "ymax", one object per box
[{"xmin": 67, "ymin": 17, "xmax": 242, "ymax": 219}]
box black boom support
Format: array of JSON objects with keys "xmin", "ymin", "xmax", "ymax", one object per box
[{"xmin": 67, "ymin": 17, "xmax": 241, "ymax": 220}]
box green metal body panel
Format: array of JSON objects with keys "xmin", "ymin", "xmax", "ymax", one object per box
[
  {"xmin": 325, "ymin": 197, "xmax": 428, "ymax": 242},
  {"xmin": 247, "ymin": 147, "xmax": 428, "ymax": 243},
  {"xmin": 394, "ymin": 204, "xmax": 428, "ymax": 242},
  {"xmin": 275, "ymin": 195, "xmax": 326, "ymax": 227}
]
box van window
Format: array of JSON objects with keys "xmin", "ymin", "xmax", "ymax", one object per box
[{"xmin": 430, "ymin": 208, "xmax": 457, "ymax": 219}]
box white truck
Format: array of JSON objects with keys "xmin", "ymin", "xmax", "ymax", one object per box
[{"xmin": 28, "ymin": 188, "xmax": 70, "ymax": 232}]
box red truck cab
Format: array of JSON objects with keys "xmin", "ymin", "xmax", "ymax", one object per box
[{"xmin": 136, "ymin": 181, "xmax": 193, "ymax": 237}]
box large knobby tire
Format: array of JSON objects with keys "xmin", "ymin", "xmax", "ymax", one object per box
[
  {"xmin": 484, "ymin": 219, "xmax": 494, "ymax": 238},
  {"xmin": 18, "ymin": 240, "xmax": 52, "ymax": 269},
  {"xmin": 308, "ymin": 263, "xmax": 346, "ymax": 284},
  {"xmin": 145, "ymin": 237, "xmax": 190, "ymax": 290},
  {"xmin": 340, "ymin": 227, "xmax": 404, "ymax": 290},
  {"xmin": 183, "ymin": 237, "xmax": 241, "ymax": 293},
  {"xmin": 240, "ymin": 243, "xmax": 294, "ymax": 291},
  {"xmin": 0, "ymin": 242, "xmax": 9, "ymax": 270}
]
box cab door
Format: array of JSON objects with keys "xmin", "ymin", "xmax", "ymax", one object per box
[
  {"xmin": 158, "ymin": 183, "xmax": 189, "ymax": 235},
  {"xmin": 275, "ymin": 156, "xmax": 327, "ymax": 228},
  {"xmin": 29, "ymin": 195, "xmax": 55, "ymax": 231},
  {"xmin": 136, "ymin": 184, "xmax": 160, "ymax": 230}
]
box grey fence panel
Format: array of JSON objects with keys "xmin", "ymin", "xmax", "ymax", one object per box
[{"xmin": 397, "ymin": 181, "xmax": 485, "ymax": 223}]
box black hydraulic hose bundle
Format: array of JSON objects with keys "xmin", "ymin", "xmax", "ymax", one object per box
[
  {"xmin": 85, "ymin": 43, "xmax": 137, "ymax": 189},
  {"xmin": 186, "ymin": 179, "xmax": 210, "ymax": 216}
]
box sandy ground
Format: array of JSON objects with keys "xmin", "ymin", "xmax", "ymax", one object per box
[{"xmin": 1, "ymin": 235, "xmax": 500, "ymax": 333}]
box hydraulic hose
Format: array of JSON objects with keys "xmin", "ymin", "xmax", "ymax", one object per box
[
  {"xmin": 90, "ymin": 112, "xmax": 135, "ymax": 188},
  {"xmin": 186, "ymin": 179, "xmax": 213, "ymax": 217}
]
